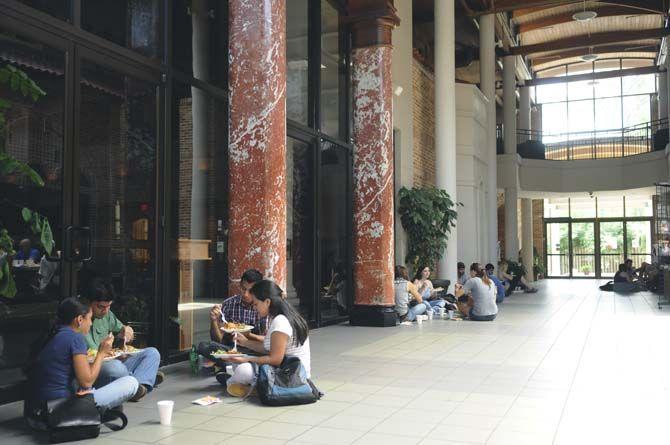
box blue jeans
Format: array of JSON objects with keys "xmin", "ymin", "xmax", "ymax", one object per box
[
  {"xmin": 427, "ymin": 299, "xmax": 446, "ymax": 311},
  {"xmin": 96, "ymin": 347, "xmax": 160, "ymax": 390},
  {"xmin": 92, "ymin": 376, "xmax": 139, "ymax": 409},
  {"xmin": 403, "ymin": 303, "xmax": 428, "ymax": 321}
]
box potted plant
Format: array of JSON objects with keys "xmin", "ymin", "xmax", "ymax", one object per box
[
  {"xmin": 581, "ymin": 265, "xmax": 591, "ymax": 276},
  {"xmin": 398, "ymin": 187, "xmax": 460, "ymax": 272}
]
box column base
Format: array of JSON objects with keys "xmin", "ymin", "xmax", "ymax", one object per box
[{"xmin": 349, "ymin": 305, "xmax": 397, "ymax": 327}]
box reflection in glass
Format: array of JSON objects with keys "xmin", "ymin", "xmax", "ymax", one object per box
[
  {"xmin": 0, "ymin": 32, "xmax": 64, "ymax": 387},
  {"xmin": 287, "ymin": 0, "xmax": 309, "ymax": 124},
  {"xmin": 600, "ymin": 221, "xmax": 624, "ymax": 277},
  {"xmin": 77, "ymin": 61, "xmax": 157, "ymax": 347},
  {"xmin": 320, "ymin": 0, "xmax": 345, "ymax": 138},
  {"xmin": 169, "ymin": 83, "xmax": 227, "ymax": 353},
  {"xmin": 625, "ymin": 196, "xmax": 653, "ymax": 217},
  {"xmin": 286, "ymin": 138, "xmax": 315, "ymax": 322},
  {"xmin": 82, "ymin": 0, "xmax": 162, "ymax": 60},
  {"xmin": 536, "ymin": 83, "xmax": 566, "ymax": 104},
  {"xmin": 320, "ymin": 141, "xmax": 350, "ymax": 321},
  {"xmin": 597, "ymin": 196, "xmax": 624, "ymax": 218},
  {"xmin": 570, "ymin": 198, "xmax": 596, "ymax": 218},
  {"xmin": 571, "ymin": 223, "xmax": 595, "ymax": 276},
  {"xmin": 544, "ymin": 198, "xmax": 569, "ymax": 218},
  {"xmin": 626, "ymin": 221, "xmax": 652, "ymax": 268},
  {"xmin": 19, "ymin": 0, "xmax": 71, "ymax": 21},
  {"xmin": 568, "ymin": 80, "xmax": 593, "ymax": 101},
  {"xmin": 546, "ymin": 223, "xmax": 569, "ymax": 276},
  {"xmin": 622, "ymin": 74, "xmax": 656, "ymax": 96},
  {"xmin": 623, "ymin": 95, "xmax": 651, "ymax": 127},
  {"xmin": 172, "ymin": 0, "xmax": 226, "ymax": 87}
]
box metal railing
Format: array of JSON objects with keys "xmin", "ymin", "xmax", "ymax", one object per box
[{"xmin": 497, "ymin": 118, "xmax": 669, "ymax": 160}]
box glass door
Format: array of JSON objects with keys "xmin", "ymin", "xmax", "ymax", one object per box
[
  {"xmin": 626, "ymin": 221, "xmax": 652, "ymax": 268},
  {"xmin": 571, "ymin": 222, "xmax": 595, "ymax": 277},
  {"xmin": 73, "ymin": 58, "xmax": 159, "ymax": 348},
  {"xmin": 546, "ymin": 222, "xmax": 570, "ymax": 277},
  {"xmin": 599, "ymin": 221, "xmax": 624, "ymax": 277},
  {"xmin": 0, "ymin": 27, "xmax": 69, "ymax": 392}
]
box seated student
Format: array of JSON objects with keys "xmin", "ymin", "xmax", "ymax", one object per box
[
  {"xmin": 457, "ymin": 262, "xmax": 469, "ymax": 286},
  {"xmin": 455, "ymin": 263, "xmax": 498, "ymax": 321},
  {"xmin": 412, "ymin": 265, "xmax": 447, "ymax": 313},
  {"xmin": 639, "ymin": 262, "xmax": 659, "ymax": 290},
  {"xmin": 25, "ymin": 298, "xmax": 138, "ymax": 426},
  {"xmin": 485, "ymin": 263, "xmax": 506, "ymax": 304},
  {"xmin": 224, "ymin": 280, "xmax": 311, "ymax": 397},
  {"xmin": 624, "ymin": 259, "xmax": 639, "ymax": 280},
  {"xmin": 498, "ymin": 260, "xmax": 538, "ymax": 296},
  {"xmin": 394, "ymin": 265, "xmax": 430, "ymax": 322},
  {"xmin": 198, "ymin": 268, "xmax": 267, "ymax": 384},
  {"xmin": 614, "ymin": 263, "xmax": 632, "ymax": 283},
  {"xmin": 85, "ymin": 280, "xmax": 163, "ymax": 402}
]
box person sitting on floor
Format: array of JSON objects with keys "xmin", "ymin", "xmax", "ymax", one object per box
[
  {"xmin": 412, "ymin": 265, "xmax": 447, "ymax": 313},
  {"xmin": 455, "ymin": 263, "xmax": 498, "ymax": 322},
  {"xmin": 624, "ymin": 259, "xmax": 639, "ymax": 280},
  {"xmin": 394, "ymin": 265, "xmax": 430, "ymax": 322},
  {"xmin": 457, "ymin": 262, "xmax": 469, "ymax": 286},
  {"xmin": 485, "ymin": 263, "xmax": 506, "ymax": 304},
  {"xmin": 498, "ymin": 260, "xmax": 538, "ymax": 296},
  {"xmin": 198, "ymin": 268, "xmax": 268, "ymax": 385},
  {"xmin": 25, "ymin": 298, "xmax": 139, "ymax": 429},
  {"xmin": 84, "ymin": 280, "xmax": 163, "ymax": 402},
  {"xmin": 224, "ymin": 280, "xmax": 311, "ymax": 397},
  {"xmin": 614, "ymin": 263, "xmax": 632, "ymax": 283}
]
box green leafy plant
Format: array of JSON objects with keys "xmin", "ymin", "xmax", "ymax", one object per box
[
  {"xmin": 581, "ymin": 264, "xmax": 591, "ymax": 275},
  {"xmin": 398, "ymin": 186, "xmax": 460, "ymax": 271},
  {"xmin": 507, "ymin": 259, "xmax": 527, "ymax": 278},
  {"xmin": 533, "ymin": 247, "xmax": 545, "ymax": 279},
  {"xmin": 0, "ymin": 64, "xmax": 52, "ymax": 298}
]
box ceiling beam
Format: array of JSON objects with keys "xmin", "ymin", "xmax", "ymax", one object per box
[
  {"xmin": 530, "ymin": 43, "xmax": 658, "ymax": 63},
  {"xmin": 468, "ymin": 0, "xmax": 665, "ymax": 15},
  {"xmin": 525, "ymin": 64, "xmax": 659, "ymax": 86},
  {"xmin": 517, "ymin": 6, "xmax": 655, "ymax": 34},
  {"xmin": 510, "ymin": 28, "xmax": 669, "ymax": 55}
]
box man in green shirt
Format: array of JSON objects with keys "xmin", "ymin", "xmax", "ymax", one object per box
[{"xmin": 85, "ymin": 280, "xmax": 164, "ymax": 402}]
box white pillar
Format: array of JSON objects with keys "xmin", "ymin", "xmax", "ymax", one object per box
[
  {"xmin": 480, "ymin": 14, "xmax": 498, "ymax": 265},
  {"xmin": 659, "ymin": 72, "xmax": 668, "ymax": 121},
  {"xmin": 519, "ymin": 85, "xmax": 531, "ymax": 142},
  {"xmin": 435, "ymin": 0, "xmax": 457, "ymax": 286},
  {"xmin": 503, "ymin": 55, "xmax": 517, "ymax": 155},
  {"xmin": 504, "ymin": 187, "xmax": 519, "ymax": 260},
  {"xmin": 521, "ymin": 198, "xmax": 534, "ymax": 280}
]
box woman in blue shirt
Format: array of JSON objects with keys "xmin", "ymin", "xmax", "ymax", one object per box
[{"xmin": 27, "ymin": 298, "xmax": 139, "ymax": 415}]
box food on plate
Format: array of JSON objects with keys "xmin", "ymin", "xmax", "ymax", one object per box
[
  {"xmin": 223, "ymin": 321, "xmax": 248, "ymax": 330},
  {"xmin": 213, "ymin": 349, "xmax": 240, "ymax": 355}
]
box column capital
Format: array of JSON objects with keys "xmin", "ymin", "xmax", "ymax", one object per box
[{"xmin": 346, "ymin": 0, "xmax": 400, "ymax": 48}]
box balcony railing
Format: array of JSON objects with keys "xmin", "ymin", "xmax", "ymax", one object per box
[{"xmin": 496, "ymin": 118, "xmax": 669, "ymax": 160}]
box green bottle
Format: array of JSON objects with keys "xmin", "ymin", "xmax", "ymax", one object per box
[{"xmin": 189, "ymin": 344, "xmax": 198, "ymax": 375}]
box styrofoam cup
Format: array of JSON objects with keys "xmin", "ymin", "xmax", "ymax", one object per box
[
  {"xmin": 438, "ymin": 308, "xmax": 446, "ymax": 318},
  {"xmin": 447, "ymin": 310, "xmax": 454, "ymax": 319},
  {"xmin": 427, "ymin": 311, "xmax": 433, "ymax": 320},
  {"xmin": 416, "ymin": 315, "xmax": 423, "ymax": 324},
  {"xmin": 157, "ymin": 400, "xmax": 174, "ymax": 425}
]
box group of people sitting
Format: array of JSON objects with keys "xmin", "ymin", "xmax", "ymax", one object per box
[
  {"xmin": 394, "ymin": 260, "xmax": 538, "ymax": 323},
  {"xmin": 198, "ymin": 269, "xmax": 311, "ymax": 398},
  {"xmin": 610, "ymin": 258, "xmax": 659, "ymax": 292},
  {"xmin": 24, "ymin": 280, "xmax": 164, "ymax": 427}
]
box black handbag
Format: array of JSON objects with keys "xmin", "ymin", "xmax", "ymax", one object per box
[{"xmin": 46, "ymin": 394, "xmax": 101, "ymax": 443}]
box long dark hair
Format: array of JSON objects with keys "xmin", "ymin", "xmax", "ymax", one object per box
[
  {"xmin": 25, "ymin": 298, "xmax": 90, "ymax": 374},
  {"xmin": 413, "ymin": 265, "xmax": 429, "ymax": 282},
  {"xmin": 250, "ymin": 280, "xmax": 309, "ymax": 347},
  {"xmin": 471, "ymin": 262, "xmax": 492, "ymax": 287}
]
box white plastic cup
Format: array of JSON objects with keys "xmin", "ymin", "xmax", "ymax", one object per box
[
  {"xmin": 427, "ymin": 311, "xmax": 433, "ymax": 320},
  {"xmin": 438, "ymin": 307, "xmax": 446, "ymax": 318},
  {"xmin": 157, "ymin": 400, "xmax": 174, "ymax": 425},
  {"xmin": 447, "ymin": 310, "xmax": 454, "ymax": 319},
  {"xmin": 416, "ymin": 315, "xmax": 423, "ymax": 324}
]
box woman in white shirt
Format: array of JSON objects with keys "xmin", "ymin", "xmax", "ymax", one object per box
[{"xmin": 226, "ymin": 280, "xmax": 311, "ymax": 397}]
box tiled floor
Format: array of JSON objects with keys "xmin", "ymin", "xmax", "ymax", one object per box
[{"xmin": 2, "ymin": 279, "xmax": 670, "ymax": 444}]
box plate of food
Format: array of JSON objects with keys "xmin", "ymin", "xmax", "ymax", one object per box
[
  {"xmin": 211, "ymin": 348, "xmax": 249, "ymax": 359},
  {"xmin": 87, "ymin": 348, "xmax": 123, "ymax": 362},
  {"xmin": 220, "ymin": 321, "xmax": 254, "ymax": 334}
]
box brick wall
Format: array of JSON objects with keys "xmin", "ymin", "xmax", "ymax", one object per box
[
  {"xmin": 412, "ymin": 52, "xmax": 436, "ymax": 188},
  {"xmin": 497, "ymin": 196, "xmax": 545, "ymax": 264}
]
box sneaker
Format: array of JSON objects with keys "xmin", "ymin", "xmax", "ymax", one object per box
[
  {"xmin": 215, "ymin": 371, "xmax": 229, "ymax": 386},
  {"xmin": 154, "ymin": 371, "xmax": 165, "ymax": 387},
  {"xmin": 129, "ymin": 384, "xmax": 147, "ymax": 402}
]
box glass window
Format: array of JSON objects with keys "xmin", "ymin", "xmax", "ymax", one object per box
[
  {"xmin": 568, "ymin": 80, "xmax": 593, "ymax": 101},
  {"xmin": 595, "ymin": 97, "xmax": 622, "ymax": 131},
  {"xmin": 544, "ymin": 198, "xmax": 570, "ymax": 218},
  {"xmin": 536, "ymin": 65, "xmax": 566, "ymax": 79},
  {"xmin": 570, "ymin": 198, "xmax": 596, "ymax": 218},
  {"xmin": 568, "ymin": 100, "xmax": 594, "ymax": 134},
  {"xmin": 597, "ymin": 196, "xmax": 624, "ymax": 218},
  {"xmin": 287, "ymin": 0, "xmax": 309, "ymax": 125},
  {"xmin": 622, "ymin": 95, "xmax": 650, "ymax": 127},
  {"xmin": 536, "ymin": 83, "xmax": 566, "ymax": 104},
  {"xmin": 168, "ymin": 82, "xmax": 227, "ymax": 354},
  {"xmin": 172, "ymin": 0, "xmax": 226, "ymax": 85},
  {"xmin": 622, "ymin": 74, "xmax": 656, "ymax": 96},
  {"xmin": 0, "ymin": 32, "xmax": 65, "ymax": 388},
  {"xmin": 542, "ymin": 102, "xmax": 568, "ymax": 136},
  {"xmin": 19, "ymin": 0, "xmax": 71, "ymax": 21},
  {"xmin": 320, "ymin": 0, "xmax": 345, "ymax": 139},
  {"xmin": 625, "ymin": 196, "xmax": 653, "ymax": 217},
  {"xmin": 82, "ymin": 0, "xmax": 163, "ymax": 60},
  {"xmin": 594, "ymin": 76, "xmax": 621, "ymax": 99}
]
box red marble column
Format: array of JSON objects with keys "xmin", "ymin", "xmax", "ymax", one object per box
[
  {"xmin": 349, "ymin": 3, "xmax": 399, "ymax": 325},
  {"xmin": 227, "ymin": 0, "xmax": 286, "ymax": 292}
]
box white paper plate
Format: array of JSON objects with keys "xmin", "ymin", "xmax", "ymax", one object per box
[{"xmin": 220, "ymin": 325, "xmax": 253, "ymax": 334}]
